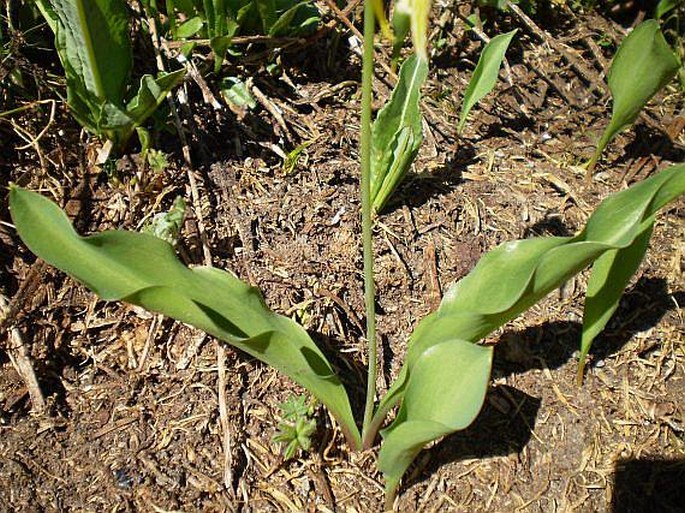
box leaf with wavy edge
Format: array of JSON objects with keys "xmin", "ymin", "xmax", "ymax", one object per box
[
  {"xmin": 374, "ymin": 164, "xmax": 684, "ymax": 499},
  {"xmin": 378, "ymin": 339, "xmax": 492, "ymax": 508},
  {"xmin": 9, "ymin": 187, "xmax": 361, "ymax": 450}
]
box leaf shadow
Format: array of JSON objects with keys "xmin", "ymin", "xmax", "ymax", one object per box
[
  {"xmin": 494, "ymin": 276, "xmax": 683, "ymax": 378},
  {"xmin": 612, "ymin": 458, "xmax": 685, "ymax": 513},
  {"xmin": 610, "ymin": 123, "xmax": 685, "ymax": 167},
  {"xmin": 402, "ymin": 275, "xmax": 681, "ymax": 493},
  {"xmin": 405, "ymin": 384, "xmax": 541, "ymax": 489},
  {"xmin": 380, "ymin": 142, "xmax": 478, "ymax": 213}
]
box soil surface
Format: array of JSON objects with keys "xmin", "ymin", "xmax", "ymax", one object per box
[{"xmin": 1, "ymin": 2, "xmax": 684, "ymax": 512}]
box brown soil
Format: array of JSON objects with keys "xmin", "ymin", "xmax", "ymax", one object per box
[{"xmin": 1, "ymin": 3, "xmax": 684, "ymax": 512}]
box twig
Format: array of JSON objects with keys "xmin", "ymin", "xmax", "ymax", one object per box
[
  {"xmin": 321, "ymin": 0, "xmax": 398, "ymax": 83},
  {"xmin": 145, "ymin": 12, "xmax": 214, "ymax": 267},
  {"xmin": 1, "ymin": 293, "xmax": 47, "ymax": 415},
  {"xmin": 250, "ymin": 83, "xmax": 294, "ymax": 144},
  {"xmin": 164, "ymin": 35, "xmax": 303, "ymax": 49},
  {"xmin": 217, "ymin": 343, "xmax": 235, "ymax": 494},
  {"xmin": 507, "ymin": 2, "xmax": 607, "ymax": 98}
]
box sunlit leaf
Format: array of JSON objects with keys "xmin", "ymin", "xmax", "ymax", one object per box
[
  {"xmin": 378, "ymin": 339, "xmax": 492, "ymax": 508},
  {"xmin": 458, "ymin": 29, "xmax": 517, "ymax": 133},
  {"xmin": 587, "ymin": 20, "xmax": 679, "ymax": 172},
  {"xmin": 175, "ymin": 16, "xmax": 205, "ymax": 38},
  {"xmin": 654, "ymin": 0, "xmax": 682, "ymax": 19},
  {"xmin": 42, "ymin": 0, "xmax": 131, "ymax": 104},
  {"xmin": 374, "ymin": 164, "xmax": 685, "ymax": 499},
  {"xmin": 9, "ymin": 187, "xmax": 361, "ymax": 450},
  {"xmin": 370, "ymin": 54, "xmax": 428, "ymax": 212}
]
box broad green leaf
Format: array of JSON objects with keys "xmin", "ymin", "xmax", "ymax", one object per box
[
  {"xmin": 655, "ymin": 0, "xmax": 682, "ymax": 19},
  {"xmin": 87, "ymin": 71, "xmax": 186, "ymax": 148},
  {"xmin": 9, "ymin": 187, "xmax": 361, "ymax": 450},
  {"xmin": 373, "ymin": 164, "xmax": 684, "ymax": 497},
  {"xmin": 458, "ymin": 29, "xmax": 517, "ymax": 134},
  {"xmin": 126, "ymin": 70, "xmax": 187, "ymax": 127},
  {"xmin": 587, "ymin": 20, "xmax": 679, "ymax": 172},
  {"xmin": 44, "ymin": 0, "xmax": 131, "ymax": 105},
  {"xmin": 578, "ymin": 225, "xmax": 653, "ymax": 383},
  {"xmin": 220, "ymin": 77, "xmax": 257, "ymax": 109},
  {"xmin": 378, "ymin": 339, "xmax": 492, "ymax": 507},
  {"xmin": 175, "ymin": 16, "xmax": 205, "ymax": 38},
  {"xmin": 370, "ymin": 54, "xmax": 428, "ymax": 212},
  {"xmin": 254, "ymin": 0, "xmax": 277, "ymax": 33}
]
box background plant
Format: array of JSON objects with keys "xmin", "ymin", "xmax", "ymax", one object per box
[
  {"xmin": 35, "ymin": 0, "xmax": 186, "ymax": 153},
  {"xmin": 586, "ymin": 19, "xmax": 680, "ymax": 174},
  {"xmin": 272, "ymin": 395, "xmax": 318, "ymax": 459},
  {"xmin": 147, "ymin": 0, "xmax": 320, "ymax": 70},
  {"xmin": 370, "ymin": 5, "xmax": 516, "ymax": 212}
]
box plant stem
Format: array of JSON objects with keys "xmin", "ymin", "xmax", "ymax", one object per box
[{"xmin": 360, "ymin": 0, "xmax": 377, "ymax": 439}]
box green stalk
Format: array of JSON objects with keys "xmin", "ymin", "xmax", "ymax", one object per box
[{"xmin": 360, "ymin": 0, "xmax": 377, "ymax": 439}]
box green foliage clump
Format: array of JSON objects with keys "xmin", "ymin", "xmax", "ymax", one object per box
[{"xmin": 272, "ymin": 395, "xmax": 318, "ymax": 459}]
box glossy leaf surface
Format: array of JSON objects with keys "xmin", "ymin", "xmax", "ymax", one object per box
[
  {"xmin": 378, "ymin": 339, "xmax": 492, "ymax": 506},
  {"xmin": 375, "ymin": 164, "xmax": 685, "ymax": 499}
]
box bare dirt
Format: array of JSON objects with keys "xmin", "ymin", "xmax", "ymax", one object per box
[{"xmin": 1, "ymin": 2, "xmax": 684, "ymax": 512}]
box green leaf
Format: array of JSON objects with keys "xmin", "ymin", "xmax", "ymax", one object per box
[
  {"xmin": 458, "ymin": 29, "xmax": 517, "ymax": 134},
  {"xmin": 373, "ymin": 164, "xmax": 684, "ymax": 498},
  {"xmin": 126, "ymin": 70, "xmax": 187, "ymax": 128},
  {"xmin": 370, "ymin": 54, "xmax": 428, "ymax": 212},
  {"xmin": 142, "ymin": 196, "xmax": 186, "ymax": 245},
  {"xmin": 268, "ymin": 1, "xmax": 314, "ymax": 36},
  {"xmin": 587, "ymin": 20, "xmax": 679, "ymax": 172},
  {"xmin": 654, "ymin": 0, "xmax": 682, "ymax": 19},
  {"xmin": 378, "ymin": 339, "xmax": 492, "ymax": 507},
  {"xmin": 175, "ymin": 16, "xmax": 205, "ymax": 38},
  {"xmin": 254, "ymin": 0, "xmax": 277, "ymax": 33},
  {"xmin": 221, "ymin": 77, "xmax": 257, "ymax": 109},
  {"xmin": 9, "ymin": 187, "xmax": 361, "ymax": 450},
  {"xmin": 578, "ymin": 224, "xmax": 653, "ymax": 383},
  {"xmin": 45, "ymin": 0, "xmax": 131, "ymax": 105}
]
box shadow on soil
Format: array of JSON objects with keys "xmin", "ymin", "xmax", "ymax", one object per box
[
  {"xmin": 406, "ymin": 384, "xmax": 541, "ymax": 488},
  {"xmin": 612, "ymin": 458, "xmax": 685, "ymax": 513},
  {"xmin": 383, "ymin": 142, "xmax": 479, "ymax": 213},
  {"xmin": 404, "ymin": 275, "xmax": 681, "ymax": 491},
  {"xmin": 494, "ymin": 276, "xmax": 683, "ymax": 377},
  {"xmin": 610, "ymin": 123, "xmax": 685, "ymax": 169}
]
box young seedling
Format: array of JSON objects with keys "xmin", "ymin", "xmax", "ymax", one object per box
[
  {"xmin": 272, "ymin": 395, "xmax": 318, "ymax": 459},
  {"xmin": 586, "ymin": 19, "xmax": 679, "ymax": 176},
  {"xmin": 142, "ymin": 196, "xmax": 186, "ymax": 246},
  {"xmin": 458, "ymin": 29, "xmax": 517, "ymax": 134},
  {"xmin": 8, "ymin": 0, "xmax": 685, "ymax": 508}
]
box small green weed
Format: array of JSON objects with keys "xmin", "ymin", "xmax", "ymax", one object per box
[{"xmin": 272, "ymin": 395, "xmax": 318, "ymax": 459}]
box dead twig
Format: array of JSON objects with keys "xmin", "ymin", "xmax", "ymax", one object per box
[
  {"xmin": 1, "ymin": 293, "xmax": 47, "ymax": 415},
  {"xmin": 217, "ymin": 343, "xmax": 235, "ymax": 495},
  {"xmin": 507, "ymin": 1, "xmax": 607, "ymax": 100}
]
